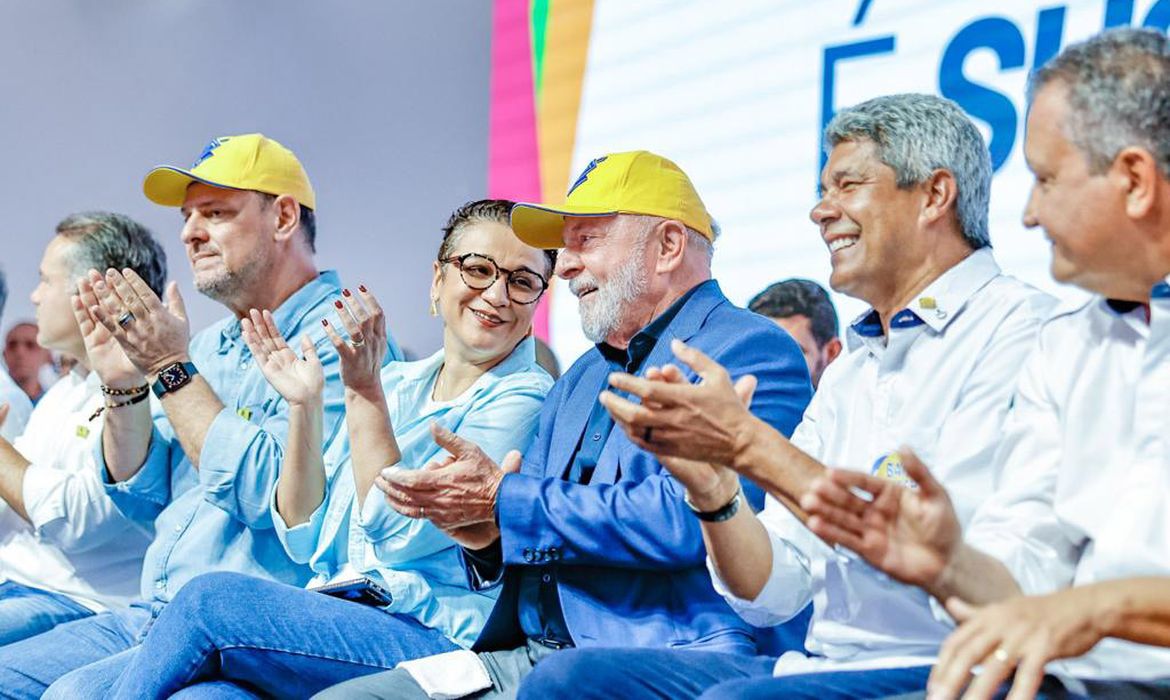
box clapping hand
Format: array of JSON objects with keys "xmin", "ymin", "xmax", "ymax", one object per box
[
  {"xmin": 800, "ymin": 450, "xmax": 962, "ymax": 590},
  {"xmin": 320, "ymin": 285, "xmax": 387, "ymax": 395},
  {"xmin": 83, "ymin": 269, "xmax": 190, "ymax": 377},
  {"xmin": 73, "ymin": 277, "xmax": 145, "ymax": 389},
  {"xmin": 600, "ymin": 339, "xmax": 758, "ymax": 467},
  {"xmin": 241, "ymin": 309, "xmax": 323, "ymax": 407}
]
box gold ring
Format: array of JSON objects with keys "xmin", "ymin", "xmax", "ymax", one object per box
[{"xmin": 991, "ymin": 647, "xmax": 1010, "ymax": 663}]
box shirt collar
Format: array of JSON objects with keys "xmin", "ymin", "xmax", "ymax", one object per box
[
  {"xmin": 597, "ymin": 280, "xmax": 712, "ymax": 373},
  {"xmin": 848, "ymin": 248, "xmax": 1001, "ymax": 340},
  {"xmin": 220, "ymin": 270, "xmax": 341, "ymax": 344}
]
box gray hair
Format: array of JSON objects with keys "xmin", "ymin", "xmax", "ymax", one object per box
[
  {"xmin": 824, "ymin": 93, "xmax": 992, "ymax": 250},
  {"xmin": 1030, "ymin": 28, "xmax": 1170, "ymax": 178},
  {"xmin": 55, "ymin": 212, "xmax": 168, "ymax": 297}
]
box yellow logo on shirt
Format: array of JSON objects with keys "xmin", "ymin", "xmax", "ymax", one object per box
[
  {"xmin": 870, "ymin": 452, "xmax": 918, "ymax": 490},
  {"xmin": 75, "ymin": 425, "xmax": 90, "ymax": 438},
  {"xmin": 237, "ymin": 407, "xmax": 253, "ymax": 421}
]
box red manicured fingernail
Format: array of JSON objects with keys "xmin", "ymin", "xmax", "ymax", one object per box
[
  {"xmin": 321, "ymin": 319, "xmax": 329, "ymax": 326},
  {"xmin": 342, "ymin": 289, "xmax": 352, "ymax": 297},
  {"xmin": 334, "ymin": 300, "xmax": 343, "ymax": 308},
  {"xmin": 358, "ymin": 285, "xmax": 367, "ymax": 293}
]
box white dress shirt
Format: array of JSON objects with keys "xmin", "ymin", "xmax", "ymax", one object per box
[
  {"xmin": 711, "ymin": 249, "xmax": 1057, "ymax": 673},
  {"xmin": 965, "ymin": 281, "xmax": 1170, "ymax": 681},
  {"xmin": 0, "ymin": 365, "xmax": 32, "ymax": 443},
  {"xmin": 0, "ymin": 369, "xmax": 150, "ymax": 612}
]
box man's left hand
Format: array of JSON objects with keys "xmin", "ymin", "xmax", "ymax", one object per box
[
  {"xmin": 929, "ymin": 589, "xmax": 1105, "ymax": 700},
  {"xmin": 376, "ymin": 423, "xmax": 518, "ymax": 529},
  {"xmin": 87, "ymin": 269, "xmax": 191, "ymax": 378}
]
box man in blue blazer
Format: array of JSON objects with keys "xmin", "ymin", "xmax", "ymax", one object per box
[{"xmin": 316, "ymin": 151, "xmax": 811, "ymax": 699}]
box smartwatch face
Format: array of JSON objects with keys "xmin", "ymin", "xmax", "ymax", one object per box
[{"xmin": 159, "ymin": 363, "xmax": 191, "ymax": 390}]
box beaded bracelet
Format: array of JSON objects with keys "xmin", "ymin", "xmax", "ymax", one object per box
[
  {"xmin": 88, "ymin": 390, "xmax": 149, "ymax": 421},
  {"xmin": 101, "ymin": 383, "xmax": 150, "ymax": 397}
]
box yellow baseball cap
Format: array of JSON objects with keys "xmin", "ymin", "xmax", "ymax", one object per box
[
  {"xmin": 510, "ymin": 150, "xmax": 714, "ymax": 249},
  {"xmin": 143, "ymin": 133, "xmax": 316, "ymax": 210}
]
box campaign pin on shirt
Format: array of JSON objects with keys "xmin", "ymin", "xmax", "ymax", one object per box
[
  {"xmin": 918, "ymin": 297, "xmax": 947, "ymax": 320},
  {"xmin": 870, "ymin": 452, "xmax": 919, "ymax": 490}
]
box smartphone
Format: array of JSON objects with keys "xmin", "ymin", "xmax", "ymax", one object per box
[{"xmin": 310, "ymin": 576, "xmax": 394, "ymax": 607}]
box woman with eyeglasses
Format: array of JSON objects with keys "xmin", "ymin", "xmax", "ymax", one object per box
[{"xmin": 103, "ymin": 200, "xmax": 557, "ymax": 699}]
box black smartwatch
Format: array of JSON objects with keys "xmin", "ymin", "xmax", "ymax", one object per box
[{"xmin": 151, "ymin": 361, "xmax": 199, "ymax": 398}]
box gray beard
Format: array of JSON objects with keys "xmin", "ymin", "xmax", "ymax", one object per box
[{"xmin": 576, "ymin": 253, "xmax": 648, "ymax": 343}]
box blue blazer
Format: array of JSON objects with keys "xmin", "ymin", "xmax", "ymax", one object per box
[{"xmin": 472, "ymin": 281, "xmax": 812, "ymax": 654}]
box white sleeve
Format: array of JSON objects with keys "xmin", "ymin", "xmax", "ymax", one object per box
[
  {"xmin": 22, "ymin": 450, "xmax": 149, "ymax": 553},
  {"xmin": 963, "ymin": 339, "xmax": 1081, "ymax": 595},
  {"xmin": 708, "ymin": 494, "xmax": 826, "ymax": 627}
]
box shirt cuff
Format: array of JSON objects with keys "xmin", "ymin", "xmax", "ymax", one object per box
[
  {"xmin": 461, "ymin": 538, "xmax": 504, "ymax": 590},
  {"xmin": 357, "ymin": 464, "xmax": 403, "ymax": 544},
  {"xmin": 269, "ymin": 480, "xmax": 327, "ymax": 563},
  {"xmin": 95, "ymin": 425, "xmax": 171, "ymax": 520},
  {"xmin": 709, "ymin": 522, "xmax": 814, "ymax": 627}
]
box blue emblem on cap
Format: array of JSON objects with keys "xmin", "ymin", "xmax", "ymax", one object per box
[
  {"xmin": 192, "ymin": 137, "xmax": 226, "ymax": 168},
  {"xmin": 567, "ymin": 156, "xmax": 607, "ymax": 196}
]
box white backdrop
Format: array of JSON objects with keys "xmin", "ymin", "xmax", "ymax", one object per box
[{"xmin": 549, "ymin": 0, "xmax": 1159, "ymax": 363}]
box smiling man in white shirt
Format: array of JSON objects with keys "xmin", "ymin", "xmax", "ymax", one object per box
[
  {"xmin": 517, "ymin": 94, "xmax": 1056, "ymax": 700},
  {"xmin": 0, "ymin": 212, "xmax": 166, "ymax": 646},
  {"xmin": 796, "ymin": 28, "xmax": 1170, "ymax": 700}
]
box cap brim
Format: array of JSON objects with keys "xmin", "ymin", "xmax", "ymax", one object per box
[
  {"xmin": 510, "ymin": 203, "xmax": 619, "ymax": 249},
  {"xmin": 142, "ymin": 166, "xmax": 244, "ymax": 207}
]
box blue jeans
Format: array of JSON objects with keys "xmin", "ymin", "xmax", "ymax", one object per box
[
  {"xmin": 0, "ymin": 580, "xmax": 95, "ymax": 646},
  {"xmin": 517, "ymin": 647, "xmax": 777, "ymax": 699},
  {"xmin": 698, "ymin": 665, "xmax": 933, "ymax": 699},
  {"xmin": 0, "ymin": 603, "xmax": 152, "ymax": 699},
  {"xmin": 104, "ymin": 572, "xmax": 460, "ymax": 699}
]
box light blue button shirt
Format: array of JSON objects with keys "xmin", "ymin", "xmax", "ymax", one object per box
[
  {"xmin": 273, "ymin": 336, "xmax": 552, "ymax": 648},
  {"xmin": 98, "ymin": 270, "xmax": 403, "ymax": 605}
]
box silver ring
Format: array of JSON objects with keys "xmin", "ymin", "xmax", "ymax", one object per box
[
  {"xmin": 991, "ymin": 647, "xmax": 1010, "ymax": 663},
  {"xmin": 419, "ymin": 505, "xmax": 425, "ymax": 519},
  {"xmin": 117, "ymin": 311, "xmax": 135, "ymax": 328}
]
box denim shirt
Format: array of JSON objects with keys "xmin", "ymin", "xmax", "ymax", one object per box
[
  {"xmin": 272, "ymin": 336, "xmax": 552, "ymax": 648},
  {"xmin": 97, "ymin": 270, "xmax": 403, "ymax": 605}
]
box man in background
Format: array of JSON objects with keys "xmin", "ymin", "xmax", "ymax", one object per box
[
  {"xmin": 748, "ymin": 279, "xmax": 841, "ymax": 388},
  {"xmin": 0, "ymin": 272, "xmax": 33, "ymax": 441},
  {"xmin": 4, "ymin": 322, "xmax": 54, "ymax": 403}
]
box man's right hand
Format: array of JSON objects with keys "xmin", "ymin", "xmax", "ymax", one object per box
[
  {"xmin": 600, "ymin": 340, "xmax": 759, "ymax": 467},
  {"xmin": 800, "ymin": 450, "xmax": 963, "ymax": 592},
  {"xmin": 73, "ymin": 279, "xmax": 145, "ymax": 389}
]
